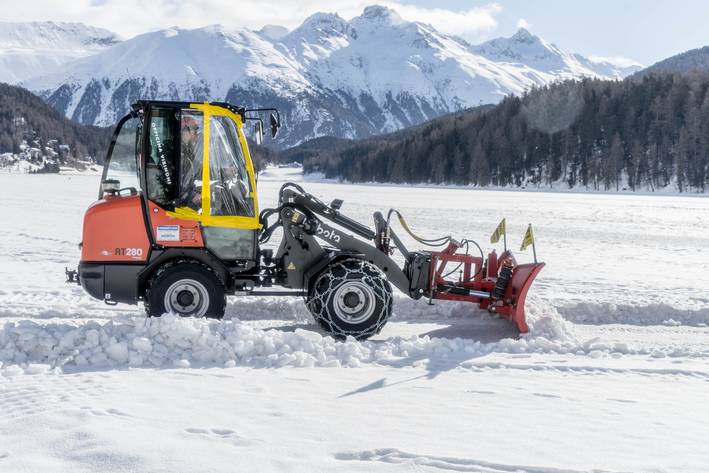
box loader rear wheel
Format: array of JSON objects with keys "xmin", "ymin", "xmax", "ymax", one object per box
[
  {"xmin": 145, "ymin": 263, "xmax": 226, "ymax": 319},
  {"xmin": 306, "ymin": 259, "xmax": 392, "ymax": 340}
]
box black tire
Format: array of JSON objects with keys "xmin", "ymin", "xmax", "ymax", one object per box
[
  {"xmin": 306, "ymin": 258, "xmax": 393, "ymax": 340},
  {"xmin": 145, "ymin": 262, "xmax": 226, "ymax": 319}
]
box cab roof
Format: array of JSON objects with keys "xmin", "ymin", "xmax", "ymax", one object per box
[{"xmin": 131, "ymin": 100, "xmax": 246, "ymax": 118}]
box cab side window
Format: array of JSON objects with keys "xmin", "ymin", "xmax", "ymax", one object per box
[
  {"xmin": 146, "ymin": 108, "xmax": 178, "ymax": 208},
  {"xmin": 178, "ymin": 110, "xmax": 205, "ymax": 212},
  {"xmin": 105, "ymin": 116, "xmax": 140, "ymax": 191}
]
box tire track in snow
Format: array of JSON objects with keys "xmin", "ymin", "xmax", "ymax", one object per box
[
  {"xmin": 336, "ymin": 448, "xmax": 630, "ymax": 473},
  {"xmin": 460, "ymin": 360, "xmax": 709, "ymax": 380},
  {"xmin": 0, "ymin": 371, "xmax": 112, "ymax": 421}
]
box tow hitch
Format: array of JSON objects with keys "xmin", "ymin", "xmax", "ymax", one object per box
[{"xmin": 65, "ymin": 267, "xmax": 80, "ymax": 285}]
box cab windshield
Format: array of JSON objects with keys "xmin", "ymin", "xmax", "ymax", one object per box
[
  {"xmin": 177, "ymin": 110, "xmax": 254, "ymax": 219},
  {"xmin": 209, "ymin": 115, "xmax": 254, "ymax": 217}
]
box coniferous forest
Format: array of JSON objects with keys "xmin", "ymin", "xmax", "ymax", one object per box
[
  {"xmin": 0, "ymin": 82, "xmax": 277, "ymax": 171},
  {"xmin": 0, "ymin": 83, "xmax": 112, "ymax": 160},
  {"xmin": 299, "ymin": 73, "xmax": 709, "ymax": 192}
]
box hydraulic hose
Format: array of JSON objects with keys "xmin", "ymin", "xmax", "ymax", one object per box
[
  {"xmin": 386, "ymin": 209, "xmax": 451, "ymax": 247},
  {"xmin": 384, "ymin": 208, "xmax": 485, "ymax": 281}
]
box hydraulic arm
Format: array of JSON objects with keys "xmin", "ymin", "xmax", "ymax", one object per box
[{"xmin": 259, "ymin": 183, "xmax": 544, "ymax": 333}]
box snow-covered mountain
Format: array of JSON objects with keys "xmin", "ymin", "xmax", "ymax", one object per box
[
  {"xmin": 635, "ymin": 45, "xmax": 709, "ymax": 77},
  {"xmin": 471, "ymin": 28, "xmax": 641, "ymax": 80},
  {"xmin": 0, "ymin": 21, "xmax": 120, "ymax": 83},
  {"xmin": 21, "ymin": 6, "xmax": 640, "ymax": 147}
]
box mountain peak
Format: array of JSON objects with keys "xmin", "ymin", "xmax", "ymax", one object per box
[
  {"xmin": 259, "ymin": 24, "xmax": 289, "ymax": 40},
  {"xmin": 301, "ymin": 12, "xmax": 346, "ymax": 28},
  {"xmin": 472, "ymin": 27, "xmax": 551, "ymax": 65},
  {"xmin": 285, "ymin": 11, "xmax": 350, "ymax": 44},
  {"xmin": 511, "ymin": 27, "xmax": 537, "ymax": 42},
  {"xmin": 359, "ymin": 5, "xmax": 403, "ymax": 24}
]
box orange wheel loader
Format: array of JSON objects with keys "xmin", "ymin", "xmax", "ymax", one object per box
[{"xmin": 66, "ymin": 100, "xmax": 544, "ymax": 340}]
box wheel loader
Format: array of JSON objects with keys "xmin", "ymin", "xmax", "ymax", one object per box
[{"xmin": 66, "ymin": 100, "xmax": 544, "ymax": 339}]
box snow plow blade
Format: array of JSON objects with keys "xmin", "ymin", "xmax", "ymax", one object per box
[
  {"xmin": 427, "ymin": 243, "xmax": 545, "ymax": 334},
  {"xmin": 490, "ymin": 262, "xmax": 545, "ymax": 333}
]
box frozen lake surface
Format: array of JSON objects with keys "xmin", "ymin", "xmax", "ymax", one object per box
[{"xmin": 0, "ymin": 169, "xmax": 708, "ymax": 472}]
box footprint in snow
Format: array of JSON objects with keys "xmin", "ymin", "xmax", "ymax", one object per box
[
  {"xmin": 607, "ymin": 398, "xmax": 637, "ymax": 404},
  {"xmin": 466, "ymin": 389, "xmax": 495, "ymax": 395},
  {"xmin": 185, "ymin": 428, "xmax": 209, "ymax": 434},
  {"xmin": 532, "ymin": 392, "xmax": 562, "ymax": 399},
  {"xmin": 79, "ymin": 406, "xmax": 131, "ymax": 417},
  {"xmin": 211, "ymin": 428, "xmax": 236, "ymax": 436},
  {"xmin": 184, "ymin": 427, "xmax": 256, "ymax": 446},
  {"xmin": 336, "ymin": 448, "xmax": 626, "ymax": 473}
]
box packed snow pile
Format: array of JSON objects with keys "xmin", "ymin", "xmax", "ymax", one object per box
[
  {"xmin": 558, "ymin": 301, "xmax": 709, "ymax": 327},
  {"xmin": 520, "ymin": 295, "xmax": 576, "ymax": 340},
  {"xmin": 0, "ymin": 295, "xmax": 702, "ymax": 376},
  {"xmin": 0, "ymin": 313, "xmax": 547, "ymax": 374},
  {"xmin": 387, "ymin": 293, "xmax": 575, "ymax": 339}
]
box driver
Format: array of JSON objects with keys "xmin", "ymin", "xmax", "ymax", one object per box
[{"xmin": 179, "ymin": 115, "xmax": 203, "ymax": 211}]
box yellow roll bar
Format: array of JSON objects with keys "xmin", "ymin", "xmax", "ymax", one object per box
[{"xmin": 167, "ymin": 102, "xmax": 261, "ymax": 230}]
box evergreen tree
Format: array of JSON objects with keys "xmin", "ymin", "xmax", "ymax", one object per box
[{"xmin": 285, "ymin": 73, "xmax": 709, "ymax": 193}]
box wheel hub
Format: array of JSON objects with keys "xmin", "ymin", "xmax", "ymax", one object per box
[
  {"xmin": 164, "ymin": 279, "xmax": 209, "ymax": 317},
  {"xmin": 343, "ymin": 291, "xmax": 361, "ymax": 309},
  {"xmin": 176, "ymin": 290, "xmax": 194, "ymax": 307},
  {"xmin": 333, "ymin": 281, "xmax": 375, "ymax": 324}
]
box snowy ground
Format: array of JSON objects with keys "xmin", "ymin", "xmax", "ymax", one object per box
[{"xmin": 1, "ymin": 168, "xmax": 708, "ymax": 472}]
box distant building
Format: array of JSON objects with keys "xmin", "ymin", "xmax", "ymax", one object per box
[{"xmin": 0, "ymin": 152, "xmax": 14, "ymax": 167}]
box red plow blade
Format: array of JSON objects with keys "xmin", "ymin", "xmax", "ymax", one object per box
[
  {"xmin": 428, "ymin": 244, "xmax": 545, "ymax": 333},
  {"xmin": 489, "ymin": 262, "xmax": 545, "ymax": 333}
]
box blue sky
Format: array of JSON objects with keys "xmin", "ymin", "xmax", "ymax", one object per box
[
  {"xmin": 411, "ymin": 0, "xmax": 709, "ymax": 65},
  {"xmin": 2, "ymin": 0, "xmax": 708, "ymax": 65}
]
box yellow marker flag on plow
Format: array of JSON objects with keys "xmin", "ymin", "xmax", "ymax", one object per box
[
  {"xmin": 490, "ymin": 218, "xmax": 506, "ymax": 244},
  {"xmin": 520, "ymin": 224, "xmax": 535, "ymax": 251}
]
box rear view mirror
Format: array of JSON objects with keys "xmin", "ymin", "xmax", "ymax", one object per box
[
  {"xmin": 101, "ymin": 179, "xmax": 120, "ymax": 196},
  {"xmin": 254, "ymin": 121, "xmax": 264, "ymax": 146},
  {"xmin": 270, "ymin": 112, "xmax": 280, "ymax": 138}
]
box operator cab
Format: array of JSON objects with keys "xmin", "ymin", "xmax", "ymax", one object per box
[{"xmin": 100, "ymin": 101, "xmax": 269, "ymax": 264}]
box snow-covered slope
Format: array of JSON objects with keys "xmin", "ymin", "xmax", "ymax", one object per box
[
  {"xmin": 25, "ymin": 25, "xmax": 312, "ymax": 130},
  {"xmin": 22, "ymin": 6, "xmax": 640, "ymax": 147},
  {"xmin": 0, "ymin": 21, "xmax": 120, "ymax": 84},
  {"xmin": 472, "ymin": 28, "xmax": 641, "ymax": 80},
  {"xmin": 635, "ymin": 45, "xmax": 709, "ymax": 76},
  {"xmin": 282, "ymin": 9, "xmax": 541, "ymax": 116}
]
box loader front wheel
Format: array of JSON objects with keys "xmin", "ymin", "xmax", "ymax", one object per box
[
  {"xmin": 306, "ymin": 259, "xmax": 392, "ymax": 340},
  {"xmin": 145, "ymin": 262, "xmax": 226, "ymax": 319}
]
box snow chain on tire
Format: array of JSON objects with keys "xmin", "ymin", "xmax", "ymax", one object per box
[{"xmin": 306, "ymin": 258, "xmax": 393, "ymax": 340}]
